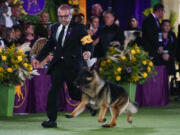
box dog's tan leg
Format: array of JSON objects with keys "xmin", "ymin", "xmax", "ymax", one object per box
[
  {"xmin": 98, "ymin": 105, "xmax": 108, "ymax": 123},
  {"xmin": 65, "ymin": 94, "xmax": 88, "ymax": 118},
  {"xmin": 126, "ymin": 111, "xmax": 132, "ymax": 123}
]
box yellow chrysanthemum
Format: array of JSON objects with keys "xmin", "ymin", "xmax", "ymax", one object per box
[
  {"xmin": 0, "ymin": 67, "xmax": 3, "ymax": 72},
  {"xmin": 28, "ymin": 65, "xmax": 33, "ymax": 71},
  {"xmin": 7, "ymin": 68, "xmax": 13, "ymax": 73},
  {"xmin": 147, "ymin": 67, "xmax": 151, "ymax": 72},
  {"xmin": 121, "ymin": 56, "xmax": 126, "ymax": 60},
  {"xmin": 1, "ymin": 56, "xmax": 7, "ymax": 61},
  {"xmin": 142, "ymin": 60, "xmax": 147, "ymax": 65},
  {"xmin": 100, "ymin": 61, "xmax": 106, "ymax": 67},
  {"xmin": 17, "ymin": 49, "xmax": 24, "ymax": 54},
  {"xmin": 132, "ymin": 56, "xmax": 136, "ymax": 62},
  {"xmin": 116, "ymin": 76, "xmax": 121, "ymax": 81},
  {"xmin": 149, "ymin": 61, "xmax": 153, "ymax": 67},
  {"xmin": 117, "ymin": 67, "xmax": 122, "ymax": 72},
  {"xmin": 142, "ymin": 72, "xmax": 148, "ymax": 78},
  {"xmin": 99, "ymin": 67, "xmax": 103, "ymax": 72},
  {"xmin": 136, "ymin": 49, "xmax": 140, "ymax": 53},
  {"xmin": 130, "ymin": 50, "xmax": 136, "ymax": 55},
  {"xmin": 107, "ymin": 59, "xmax": 111, "ymax": 63},
  {"xmin": 132, "ymin": 75, "xmax": 139, "ymax": 82},
  {"xmin": 0, "ymin": 48, "xmax": 2, "ymax": 53},
  {"xmin": 23, "ymin": 63, "xmax": 28, "ymax": 68},
  {"xmin": 17, "ymin": 56, "xmax": 22, "ymax": 62}
]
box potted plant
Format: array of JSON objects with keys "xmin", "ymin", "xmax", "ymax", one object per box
[
  {"xmin": 0, "ymin": 45, "xmax": 37, "ymax": 117},
  {"xmin": 99, "ymin": 43, "xmax": 155, "ymax": 101}
]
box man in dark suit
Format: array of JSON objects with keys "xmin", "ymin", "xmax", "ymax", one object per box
[
  {"xmin": 32, "ymin": 4, "xmax": 93, "ymax": 128},
  {"xmin": 142, "ymin": 3, "xmax": 164, "ymax": 64}
]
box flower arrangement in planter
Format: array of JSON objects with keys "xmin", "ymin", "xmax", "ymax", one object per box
[
  {"xmin": 0, "ymin": 45, "xmax": 38, "ymax": 87},
  {"xmin": 99, "ymin": 43, "xmax": 155, "ymax": 85}
]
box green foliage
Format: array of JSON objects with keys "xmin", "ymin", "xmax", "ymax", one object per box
[
  {"xmin": 169, "ymin": 11, "xmax": 178, "ymax": 32},
  {"xmin": 99, "ymin": 44, "xmax": 156, "ymax": 84}
]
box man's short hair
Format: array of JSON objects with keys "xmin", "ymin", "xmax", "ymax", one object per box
[
  {"xmin": 161, "ymin": 19, "xmax": 171, "ymax": 25},
  {"xmin": 103, "ymin": 10, "xmax": 115, "ymax": 17},
  {"xmin": 153, "ymin": 3, "xmax": 164, "ymax": 12},
  {"xmin": 57, "ymin": 4, "xmax": 71, "ymax": 13},
  {"xmin": 92, "ymin": 3, "xmax": 103, "ymax": 12}
]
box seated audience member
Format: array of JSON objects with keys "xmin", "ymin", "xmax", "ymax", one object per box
[
  {"xmin": 94, "ymin": 10, "xmax": 125, "ymax": 58},
  {"xmin": 157, "ymin": 20, "xmax": 177, "ymax": 76},
  {"xmin": 0, "ymin": 25, "xmax": 6, "ymax": 48},
  {"xmin": 127, "ymin": 17, "xmax": 140, "ymax": 30},
  {"xmin": 35, "ymin": 12, "xmax": 51, "ymax": 38},
  {"xmin": 86, "ymin": 16, "xmax": 100, "ymax": 45},
  {"xmin": 4, "ymin": 27, "xmax": 16, "ymax": 47},
  {"xmin": 13, "ymin": 25, "xmax": 23, "ymax": 46},
  {"xmin": 0, "ymin": 6, "xmax": 13, "ymax": 28},
  {"xmin": 91, "ymin": 3, "xmax": 104, "ymax": 26},
  {"xmin": 30, "ymin": 38, "xmax": 53, "ymax": 68},
  {"xmin": 11, "ymin": 5, "xmax": 23, "ymax": 26},
  {"xmin": 0, "ymin": 0, "xmax": 13, "ymax": 16},
  {"xmin": 72, "ymin": 13, "xmax": 84, "ymax": 24}
]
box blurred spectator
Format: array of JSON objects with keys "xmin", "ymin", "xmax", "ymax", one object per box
[
  {"xmin": 4, "ymin": 27, "xmax": 16, "ymax": 47},
  {"xmin": 0, "ymin": 0, "xmax": 13, "ymax": 16},
  {"xmin": 72, "ymin": 13, "xmax": 84, "ymax": 24},
  {"xmin": 11, "ymin": 4, "xmax": 23, "ymax": 26},
  {"xmin": 0, "ymin": 5, "xmax": 13, "ymax": 28},
  {"xmin": 91, "ymin": 3, "xmax": 104, "ymax": 26},
  {"xmin": 35, "ymin": 12, "xmax": 51, "ymax": 38},
  {"xmin": 157, "ymin": 19, "xmax": 177, "ymax": 76},
  {"xmin": 127, "ymin": 17, "xmax": 140, "ymax": 30},
  {"xmin": 13, "ymin": 25, "xmax": 23, "ymax": 46},
  {"xmin": 93, "ymin": 10, "xmax": 125, "ymax": 58},
  {"xmin": 0, "ymin": 25, "xmax": 5, "ymax": 48}
]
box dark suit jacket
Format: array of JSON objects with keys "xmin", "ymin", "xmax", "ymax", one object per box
[
  {"xmin": 36, "ymin": 21, "xmax": 94, "ymax": 74},
  {"xmin": 142, "ymin": 13, "xmax": 160, "ymax": 58}
]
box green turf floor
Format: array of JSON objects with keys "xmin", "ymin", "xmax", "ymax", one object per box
[{"xmin": 0, "ymin": 101, "xmax": 180, "ymax": 135}]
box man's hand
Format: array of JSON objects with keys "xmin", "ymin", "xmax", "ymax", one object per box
[
  {"xmin": 83, "ymin": 51, "xmax": 91, "ymax": 60},
  {"xmin": 31, "ymin": 59, "xmax": 40, "ymax": 68},
  {"xmin": 162, "ymin": 54, "xmax": 170, "ymax": 61}
]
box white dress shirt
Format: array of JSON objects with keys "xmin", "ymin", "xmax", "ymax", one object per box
[
  {"xmin": 3, "ymin": 13, "xmax": 13, "ymax": 28},
  {"xmin": 56, "ymin": 24, "xmax": 69, "ymax": 47}
]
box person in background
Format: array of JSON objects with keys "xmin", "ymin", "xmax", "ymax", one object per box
[
  {"xmin": 94, "ymin": 10, "xmax": 125, "ymax": 58},
  {"xmin": 3, "ymin": 27, "xmax": 16, "ymax": 47},
  {"xmin": 72, "ymin": 13, "xmax": 84, "ymax": 24},
  {"xmin": 127, "ymin": 17, "xmax": 140, "ymax": 30},
  {"xmin": 11, "ymin": 4, "xmax": 23, "ymax": 26},
  {"xmin": 142, "ymin": 3, "xmax": 164, "ymax": 65},
  {"xmin": 35, "ymin": 12, "xmax": 51, "ymax": 38},
  {"xmin": 91, "ymin": 3, "xmax": 104, "ymax": 26},
  {"xmin": 158, "ymin": 19, "xmax": 177, "ymax": 76},
  {"xmin": 0, "ymin": 0, "xmax": 13, "ymax": 16},
  {"xmin": 13, "ymin": 25, "xmax": 23, "ymax": 46},
  {"xmin": 0, "ymin": 25, "xmax": 6, "ymax": 48}
]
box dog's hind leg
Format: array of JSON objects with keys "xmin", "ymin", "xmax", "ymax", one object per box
[{"xmin": 98, "ymin": 105, "xmax": 108, "ymax": 123}]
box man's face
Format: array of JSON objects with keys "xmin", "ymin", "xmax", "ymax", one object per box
[
  {"xmin": 40, "ymin": 13, "xmax": 49, "ymax": 23},
  {"xmin": 162, "ymin": 22, "xmax": 170, "ymax": 33},
  {"xmin": 15, "ymin": 7, "xmax": 22, "ymax": 19},
  {"xmin": 104, "ymin": 13, "xmax": 114, "ymax": 26},
  {"xmin": 58, "ymin": 9, "xmax": 72, "ymax": 25},
  {"xmin": 130, "ymin": 18, "xmax": 138, "ymax": 28},
  {"xmin": 158, "ymin": 9, "xmax": 164, "ymax": 18},
  {"xmin": 92, "ymin": 5, "xmax": 102, "ymax": 17}
]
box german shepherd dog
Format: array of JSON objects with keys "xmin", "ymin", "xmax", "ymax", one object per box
[{"xmin": 65, "ymin": 67, "xmax": 138, "ymax": 128}]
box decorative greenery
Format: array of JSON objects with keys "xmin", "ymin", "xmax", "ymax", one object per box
[
  {"xmin": 0, "ymin": 45, "xmax": 34, "ymax": 86},
  {"xmin": 143, "ymin": 8, "xmax": 153, "ymax": 17},
  {"xmin": 169, "ymin": 11, "xmax": 178, "ymax": 32},
  {"xmin": 99, "ymin": 44, "xmax": 155, "ymax": 84}
]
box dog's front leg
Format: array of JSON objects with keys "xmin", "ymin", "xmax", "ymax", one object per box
[
  {"xmin": 98, "ymin": 105, "xmax": 108, "ymax": 123},
  {"xmin": 65, "ymin": 94, "xmax": 88, "ymax": 118}
]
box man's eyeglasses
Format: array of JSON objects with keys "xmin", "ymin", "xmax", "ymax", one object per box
[{"xmin": 58, "ymin": 15, "xmax": 69, "ymax": 19}]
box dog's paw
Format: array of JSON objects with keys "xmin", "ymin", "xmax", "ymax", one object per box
[
  {"xmin": 65, "ymin": 114, "xmax": 74, "ymax": 119},
  {"xmin": 98, "ymin": 118, "xmax": 107, "ymax": 123},
  {"xmin": 128, "ymin": 120, "xmax": 133, "ymax": 124}
]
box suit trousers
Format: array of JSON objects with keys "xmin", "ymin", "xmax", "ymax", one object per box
[{"xmin": 46, "ymin": 60, "xmax": 82, "ymax": 121}]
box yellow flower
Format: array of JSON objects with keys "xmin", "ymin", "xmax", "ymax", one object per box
[
  {"xmin": 99, "ymin": 67, "xmax": 103, "ymax": 72},
  {"xmin": 28, "ymin": 65, "xmax": 33, "ymax": 71},
  {"xmin": 17, "ymin": 49, "xmax": 24, "ymax": 54},
  {"xmin": 114, "ymin": 71, "xmax": 118, "ymax": 75},
  {"xmin": 116, "ymin": 76, "xmax": 121, "ymax": 81},
  {"xmin": 142, "ymin": 72, "xmax": 148, "ymax": 78},
  {"xmin": 0, "ymin": 48, "xmax": 2, "ymax": 53},
  {"xmin": 17, "ymin": 56, "xmax": 22, "ymax": 62},
  {"xmin": 130, "ymin": 49, "xmax": 136, "ymax": 55},
  {"xmin": 121, "ymin": 56, "xmax": 126, "ymax": 60},
  {"xmin": 23, "ymin": 63, "xmax": 28, "ymax": 68},
  {"xmin": 117, "ymin": 67, "xmax": 122, "ymax": 72},
  {"xmin": 7, "ymin": 68, "xmax": 13, "ymax": 73},
  {"xmin": 109, "ymin": 46, "xmax": 114, "ymax": 51},
  {"xmin": 142, "ymin": 60, "xmax": 147, "ymax": 65},
  {"xmin": 147, "ymin": 67, "xmax": 151, "ymax": 72},
  {"xmin": 11, "ymin": 59, "xmax": 16, "ymax": 64},
  {"xmin": 107, "ymin": 59, "xmax": 111, "ymax": 63},
  {"xmin": 100, "ymin": 61, "xmax": 106, "ymax": 67},
  {"xmin": 149, "ymin": 61, "xmax": 153, "ymax": 67},
  {"xmin": 0, "ymin": 67, "xmax": 4, "ymax": 72},
  {"xmin": 136, "ymin": 49, "xmax": 140, "ymax": 53},
  {"xmin": 132, "ymin": 56, "xmax": 136, "ymax": 62},
  {"xmin": 1, "ymin": 56, "xmax": 7, "ymax": 61},
  {"xmin": 132, "ymin": 75, "xmax": 139, "ymax": 82}
]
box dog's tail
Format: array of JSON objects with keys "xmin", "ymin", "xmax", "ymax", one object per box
[{"xmin": 126, "ymin": 101, "xmax": 138, "ymax": 114}]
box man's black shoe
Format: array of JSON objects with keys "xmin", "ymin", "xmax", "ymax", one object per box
[{"xmin": 41, "ymin": 120, "xmax": 57, "ymax": 128}]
